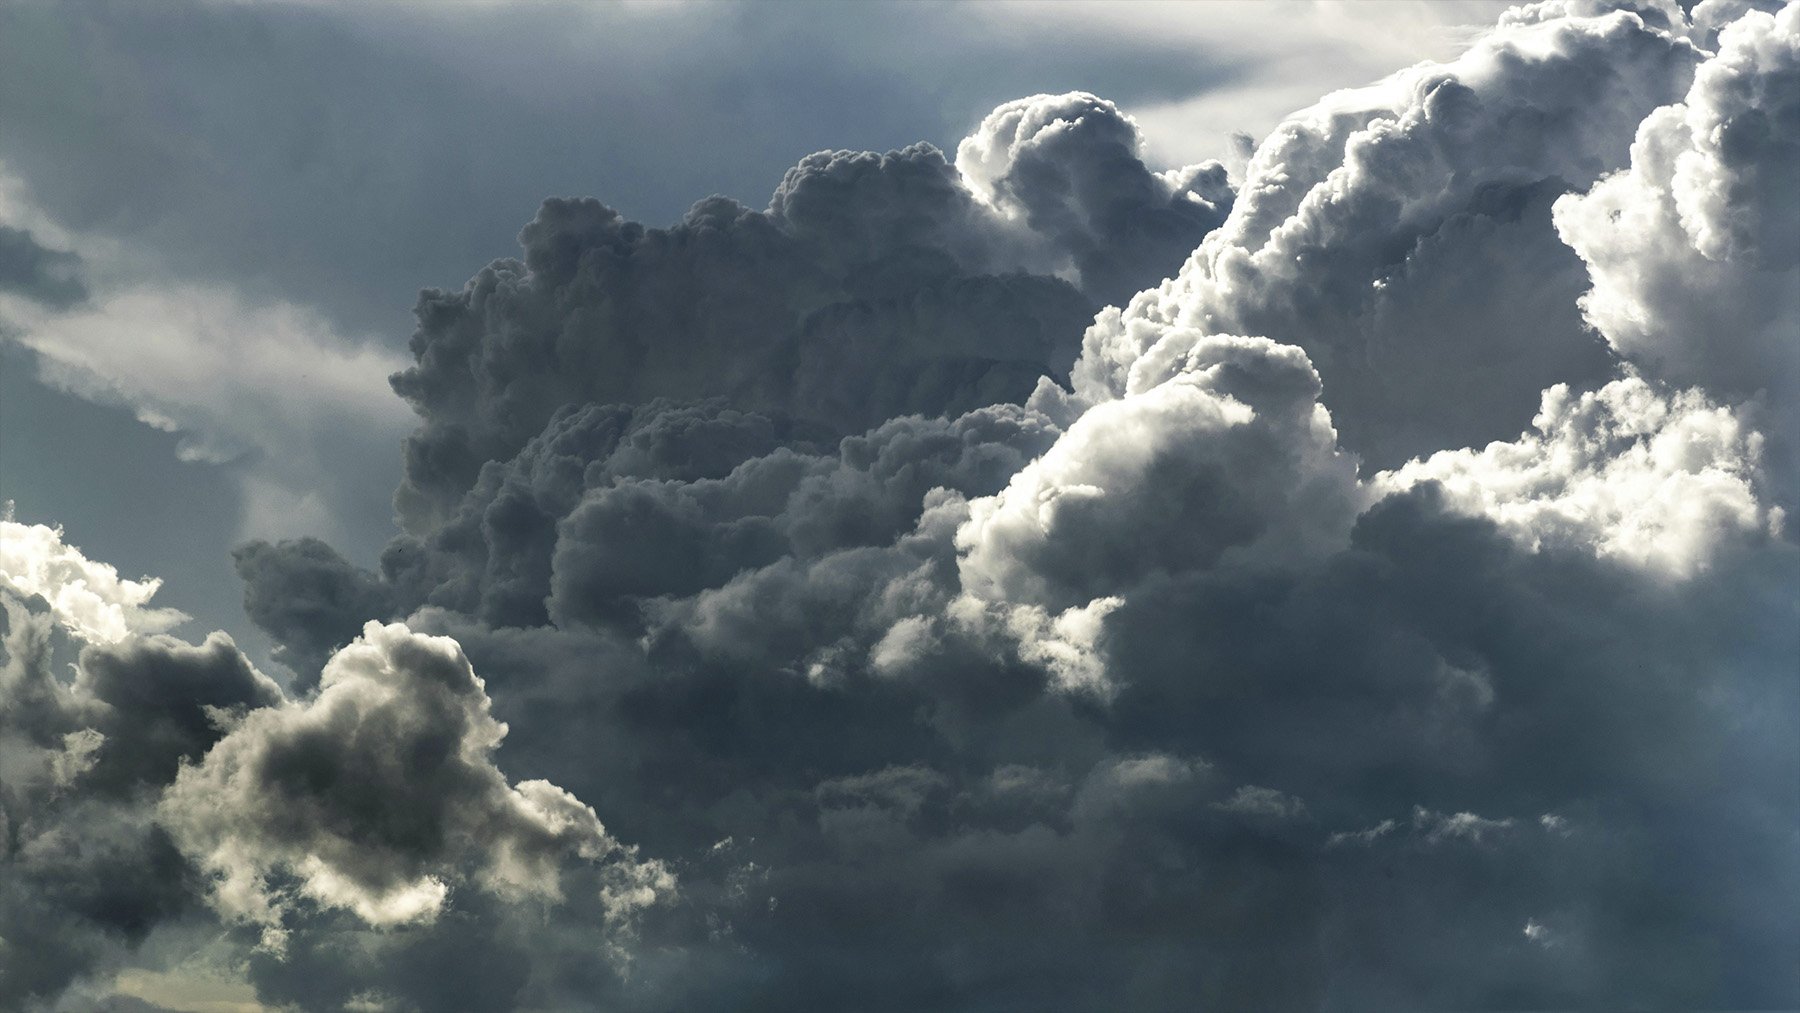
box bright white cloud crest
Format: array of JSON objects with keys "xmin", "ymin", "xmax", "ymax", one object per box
[{"xmin": 0, "ymin": 514, "xmax": 187, "ymax": 643}]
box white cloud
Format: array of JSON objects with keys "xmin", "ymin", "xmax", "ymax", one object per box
[
  {"xmin": 1553, "ymin": 2, "xmax": 1799, "ymax": 419},
  {"xmin": 1378, "ymin": 375, "xmax": 1779, "ymax": 576},
  {"xmin": 961, "ymin": 335, "xmax": 1360, "ymax": 612},
  {"xmin": 0, "ymin": 514, "xmax": 187, "ymax": 644},
  {"xmin": 1058, "ymin": 3, "xmax": 1702, "ymax": 465},
  {"xmin": 4, "ymin": 284, "xmax": 410, "ymax": 467},
  {"xmin": 972, "ymin": 1, "xmax": 1517, "ymax": 172}
]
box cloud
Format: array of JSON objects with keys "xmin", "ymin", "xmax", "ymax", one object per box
[
  {"xmin": 0, "ymin": 223, "xmax": 85, "ymax": 308},
  {"xmin": 5, "ymin": 284, "xmax": 411, "ymax": 466},
  {"xmin": 0, "ymin": 537, "xmax": 276, "ymax": 1004},
  {"xmin": 1553, "ymin": 1, "xmax": 1800, "ymax": 487},
  {"xmin": 216, "ymin": 7, "xmax": 1798, "ymax": 1005},
  {"xmin": 0, "ymin": 516, "xmax": 188, "ymax": 644},
  {"xmin": 0, "ymin": 597, "xmax": 206, "ymax": 1009},
  {"xmin": 1378, "ymin": 374, "xmax": 1781, "ymax": 575},
  {"xmin": 158, "ymin": 620, "xmax": 671, "ymax": 951},
  {"xmin": 955, "ymin": 92, "xmax": 1232, "ymax": 304},
  {"xmin": 17, "ymin": 0, "xmax": 1800, "ymax": 1008},
  {"xmin": 232, "ymin": 537, "xmax": 395, "ymax": 688},
  {"xmin": 388, "ymin": 104, "xmax": 1227, "ymax": 529},
  {"xmin": 1, "ymin": 530, "xmax": 665, "ymax": 1008},
  {"xmin": 1060, "ymin": 4, "xmax": 1705, "ymax": 466},
  {"xmin": 957, "ymin": 335, "xmax": 1361, "ymax": 612},
  {"xmin": 0, "ymin": 278, "xmax": 416, "ymax": 558}
]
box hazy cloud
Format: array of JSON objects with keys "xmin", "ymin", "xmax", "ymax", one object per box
[{"xmin": 0, "ymin": 224, "xmax": 84, "ymax": 308}]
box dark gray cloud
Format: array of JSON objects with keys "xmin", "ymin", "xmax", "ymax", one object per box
[
  {"xmin": 388, "ymin": 104, "xmax": 1223, "ymax": 529},
  {"xmin": 232, "ymin": 537, "xmax": 395, "ymax": 686},
  {"xmin": 398, "ymin": 494, "xmax": 1792, "ymax": 1010},
  {"xmin": 0, "ymin": 581, "xmax": 665, "ymax": 1010},
  {"xmin": 0, "ymin": 602, "xmax": 198, "ymax": 1008},
  {"xmin": 214, "ymin": 4, "xmax": 1796, "ymax": 1007},
  {"xmin": 6, "ymin": 1, "xmax": 1798, "ymax": 1010},
  {"xmin": 70, "ymin": 632, "xmax": 283, "ymax": 794}
]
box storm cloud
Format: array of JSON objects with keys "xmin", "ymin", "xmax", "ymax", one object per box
[
  {"xmin": 388, "ymin": 94, "xmax": 1227, "ymax": 529},
  {"xmin": 5, "ymin": 1, "xmax": 1797, "ymax": 1010}
]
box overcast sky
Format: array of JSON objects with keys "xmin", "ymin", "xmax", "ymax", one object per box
[{"xmin": 1, "ymin": 1, "xmax": 1796, "ymax": 1010}]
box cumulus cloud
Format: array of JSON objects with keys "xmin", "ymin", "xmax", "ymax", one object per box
[
  {"xmin": 958, "ymin": 335, "xmax": 1360, "ymax": 611},
  {"xmin": 1, "ymin": 519, "xmax": 665, "ymax": 1007},
  {"xmin": 0, "ymin": 573, "xmax": 251, "ymax": 1006},
  {"xmin": 1058, "ymin": 4, "xmax": 1705, "ymax": 465},
  {"xmin": 387, "ymin": 102, "xmax": 1227, "ymax": 529},
  {"xmin": 1379, "ymin": 374, "xmax": 1781, "ymax": 575},
  {"xmin": 23, "ymin": 0, "xmax": 1800, "ymax": 1008},
  {"xmin": 158, "ymin": 620, "xmax": 671, "ymax": 950},
  {"xmin": 232, "ymin": 536, "xmax": 396, "ymax": 686},
  {"xmin": 1554, "ymin": 1, "xmax": 1800, "ymax": 486},
  {"xmin": 0, "ymin": 515, "xmax": 187, "ymax": 644},
  {"xmin": 956, "ymin": 92, "xmax": 1233, "ymax": 304}
]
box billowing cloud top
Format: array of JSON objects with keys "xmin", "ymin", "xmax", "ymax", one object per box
[
  {"xmin": 5, "ymin": 2, "xmax": 1798, "ymax": 1010},
  {"xmin": 1, "ymin": 513, "xmax": 188, "ymax": 644}
]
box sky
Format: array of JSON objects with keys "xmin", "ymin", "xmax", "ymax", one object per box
[
  {"xmin": 0, "ymin": 0, "xmax": 1795, "ymax": 1010},
  {"xmin": 0, "ymin": 0, "xmax": 1514, "ymax": 652}
]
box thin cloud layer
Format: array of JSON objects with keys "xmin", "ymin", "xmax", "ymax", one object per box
[
  {"xmin": 5, "ymin": 1, "xmax": 1797, "ymax": 1010},
  {"xmin": 0, "ymin": 224, "xmax": 85, "ymax": 308}
]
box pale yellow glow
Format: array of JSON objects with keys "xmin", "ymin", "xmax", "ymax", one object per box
[{"xmin": 111, "ymin": 967, "xmax": 273, "ymax": 1013}]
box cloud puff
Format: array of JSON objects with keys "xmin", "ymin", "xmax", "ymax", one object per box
[
  {"xmin": 0, "ymin": 516, "xmax": 187, "ymax": 644},
  {"xmin": 1554, "ymin": 2, "xmax": 1800, "ymax": 487},
  {"xmin": 955, "ymin": 92, "xmax": 1233, "ymax": 304},
  {"xmin": 2, "ymin": 524, "xmax": 666, "ymax": 1007},
  {"xmin": 551, "ymin": 403, "xmax": 1061, "ymax": 635},
  {"xmin": 158, "ymin": 620, "xmax": 671, "ymax": 950},
  {"xmin": 1379, "ymin": 374, "xmax": 1781, "ymax": 575},
  {"xmin": 388, "ymin": 101, "xmax": 1228, "ymax": 529},
  {"xmin": 958, "ymin": 335, "xmax": 1360, "ymax": 613},
  {"xmin": 0, "ymin": 589, "xmax": 256, "ymax": 1007},
  {"xmin": 233, "ymin": 535, "xmax": 396, "ymax": 686},
  {"xmin": 1058, "ymin": 5, "xmax": 1704, "ymax": 465}
]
